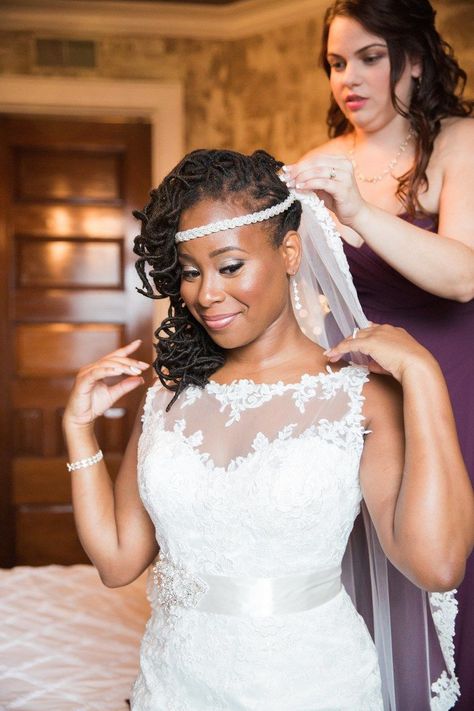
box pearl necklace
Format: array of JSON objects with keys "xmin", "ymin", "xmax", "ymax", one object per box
[{"xmin": 349, "ymin": 128, "xmax": 415, "ymax": 184}]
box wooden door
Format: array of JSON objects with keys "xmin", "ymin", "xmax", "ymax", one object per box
[{"xmin": 0, "ymin": 115, "xmax": 153, "ymax": 566}]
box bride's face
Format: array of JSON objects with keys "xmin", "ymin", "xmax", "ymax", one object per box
[{"xmin": 177, "ymin": 197, "xmax": 300, "ymax": 350}]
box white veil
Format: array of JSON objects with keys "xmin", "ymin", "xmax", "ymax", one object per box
[{"xmin": 291, "ymin": 188, "xmax": 459, "ymax": 711}]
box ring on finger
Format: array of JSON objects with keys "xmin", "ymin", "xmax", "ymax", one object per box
[
  {"xmin": 352, "ymin": 327, "xmax": 359, "ymax": 339},
  {"xmin": 329, "ymin": 167, "xmax": 337, "ymax": 180}
]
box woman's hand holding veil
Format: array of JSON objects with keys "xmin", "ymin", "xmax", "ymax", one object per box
[
  {"xmin": 282, "ymin": 153, "xmax": 368, "ymax": 229},
  {"xmin": 324, "ymin": 323, "xmax": 439, "ymax": 383}
]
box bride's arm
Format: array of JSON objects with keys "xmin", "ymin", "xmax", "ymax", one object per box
[
  {"xmin": 63, "ymin": 341, "xmax": 158, "ymax": 587},
  {"xmin": 325, "ymin": 325, "xmax": 474, "ymax": 591}
]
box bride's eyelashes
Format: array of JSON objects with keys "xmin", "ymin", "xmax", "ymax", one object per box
[
  {"xmin": 181, "ymin": 261, "xmax": 245, "ymax": 281},
  {"xmin": 181, "ymin": 267, "xmax": 200, "ymax": 281},
  {"xmin": 220, "ymin": 260, "xmax": 245, "ymax": 275}
]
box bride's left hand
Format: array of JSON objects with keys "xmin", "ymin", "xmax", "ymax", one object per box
[
  {"xmin": 282, "ymin": 152, "xmax": 366, "ymax": 228},
  {"xmin": 324, "ymin": 324, "xmax": 436, "ymax": 383}
]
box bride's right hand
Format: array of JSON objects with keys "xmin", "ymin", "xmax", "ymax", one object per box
[{"xmin": 63, "ymin": 339, "xmax": 150, "ymax": 430}]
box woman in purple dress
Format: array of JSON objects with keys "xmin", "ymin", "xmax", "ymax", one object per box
[{"xmin": 283, "ymin": 0, "xmax": 474, "ymax": 707}]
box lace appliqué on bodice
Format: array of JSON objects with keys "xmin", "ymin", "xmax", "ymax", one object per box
[
  {"xmin": 140, "ymin": 365, "xmax": 368, "ymax": 475},
  {"xmin": 133, "ymin": 364, "xmax": 458, "ymax": 711},
  {"xmin": 132, "ymin": 366, "xmax": 386, "ymax": 710}
]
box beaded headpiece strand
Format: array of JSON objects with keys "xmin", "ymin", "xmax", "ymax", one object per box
[{"xmin": 174, "ymin": 193, "xmax": 297, "ymax": 243}]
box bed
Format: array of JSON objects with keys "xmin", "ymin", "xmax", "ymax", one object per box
[{"xmin": 0, "ymin": 564, "xmax": 149, "ymax": 711}]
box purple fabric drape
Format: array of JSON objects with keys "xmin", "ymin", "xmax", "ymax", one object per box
[{"xmin": 344, "ymin": 215, "xmax": 474, "ymax": 709}]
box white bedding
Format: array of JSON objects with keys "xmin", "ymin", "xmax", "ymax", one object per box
[{"xmin": 0, "ymin": 564, "xmax": 149, "ymax": 711}]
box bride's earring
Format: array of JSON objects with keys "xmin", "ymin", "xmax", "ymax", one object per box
[{"xmin": 291, "ymin": 276, "xmax": 302, "ymax": 311}]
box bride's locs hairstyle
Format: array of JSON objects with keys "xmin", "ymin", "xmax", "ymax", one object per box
[
  {"xmin": 320, "ymin": 0, "xmax": 473, "ymax": 216},
  {"xmin": 133, "ymin": 148, "xmax": 302, "ymax": 407}
]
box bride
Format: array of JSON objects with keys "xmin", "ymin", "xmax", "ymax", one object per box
[{"xmin": 63, "ymin": 148, "xmax": 473, "ymax": 710}]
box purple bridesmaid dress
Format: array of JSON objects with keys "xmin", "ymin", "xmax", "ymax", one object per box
[{"xmin": 344, "ymin": 215, "xmax": 474, "ymax": 709}]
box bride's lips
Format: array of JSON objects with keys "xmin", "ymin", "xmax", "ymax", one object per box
[
  {"xmin": 201, "ymin": 312, "xmax": 240, "ymax": 330},
  {"xmin": 345, "ymin": 94, "xmax": 368, "ymax": 111}
]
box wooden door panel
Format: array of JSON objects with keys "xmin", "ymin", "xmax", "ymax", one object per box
[
  {"xmin": 0, "ymin": 115, "xmax": 153, "ymax": 566},
  {"xmin": 17, "ymin": 237, "xmax": 123, "ymax": 289},
  {"xmin": 15, "ymin": 509, "xmax": 90, "ymax": 566},
  {"xmin": 15, "ymin": 323, "xmax": 124, "ymax": 377},
  {"xmin": 14, "ymin": 459, "xmax": 82, "ymax": 504},
  {"xmin": 13, "ymin": 204, "xmax": 123, "ymax": 237},
  {"xmin": 15, "ymin": 289, "xmax": 126, "ymax": 322},
  {"xmin": 13, "ymin": 378, "xmax": 75, "ymax": 406},
  {"xmin": 16, "ymin": 147, "xmax": 123, "ymax": 203},
  {"xmin": 13, "ymin": 455, "xmax": 122, "ymax": 505},
  {"xmin": 13, "ymin": 409, "xmax": 44, "ymax": 457}
]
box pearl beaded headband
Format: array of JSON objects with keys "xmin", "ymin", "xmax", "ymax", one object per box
[{"xmin": 174, "ymin": 193, "xmax": 297, "ymax": 243}]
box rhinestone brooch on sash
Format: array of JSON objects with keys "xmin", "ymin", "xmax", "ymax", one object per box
[{"xmin": 152, "ymin": 556, "xmax": 209, "ymax": 610}]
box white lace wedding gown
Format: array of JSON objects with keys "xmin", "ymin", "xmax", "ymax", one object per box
[{"xmin": 131, "ymin": 364, "xmax": 383, "ymax": 711}]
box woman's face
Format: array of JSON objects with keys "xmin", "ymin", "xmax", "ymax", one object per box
[
  {"xmin": 177, "ymin": 198, "xmax": 300, "ymax": 351},
  {"xmin": 326, "ymin": 16, "xmax": 420, "ymax": 132}
]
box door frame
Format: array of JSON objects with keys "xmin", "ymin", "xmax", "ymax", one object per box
[
  {"xmin": 0, "ymin": 75, "xmax": 184, "ymax": 185},
  {"xmin": 0, "ymin": 75, "xmax": 183, "ymax": 329},
  {"xmin": 0, "ymin": 76, "xmax": 183, "ymax": 565}
]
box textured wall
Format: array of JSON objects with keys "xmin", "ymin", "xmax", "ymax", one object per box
[{"xmin": 0, "ymin": 0, "xmax": 472, "ymax": 164}]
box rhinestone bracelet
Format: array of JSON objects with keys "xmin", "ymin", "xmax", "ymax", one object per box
[{"xmin": 66, "ymin": 449, "xmax": 103, "ymax": 472}]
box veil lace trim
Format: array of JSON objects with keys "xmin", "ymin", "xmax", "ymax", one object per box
[{"xmin": 429, "ymin": 591, "xmax": 460, "ymax": 709}]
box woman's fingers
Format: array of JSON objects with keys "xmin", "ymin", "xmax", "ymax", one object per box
[
  {"xmin": 75, "ymin": 339, "xmax": 149, "ymax": 384},
  {"xmin": 65, "ymin": 341, "xmax": 151, "ymax": 426},
  {"xmin": 283, "ymin": 155, "xmax": 352, "ymax": 184},
  {"xmin": 79, "ymin": 365, "xmax": 127, "ymax": 387},
  {"xmin": 325, "ymin": 324, "xmax": 383, "ymax": 356},
  {"xmin": 66, "ymin": 371, "xmax": 146, "ymax": 426},
  {"xmin": 282, "ymin": 153, "xmax": 367, "ymax": 227},
  {"xmin": 104, "ymin": 374, "xmax": 145, "ymax": 402},
  {"xmin": 291, "ymin": 177, "xmax": 346, "ymax": 192},
  {"xmin": 323, "ymin": 324, "xmax": 430, "ymax": 382},
  {"xmin": 85, "ymin": 360, "xmax": 148, "ymax": 378},
  {"xmin": 111, "ymin": 338, "xmax": 143, "ymax": 357},
  {"xmin": 79, "ymin": 353, "xmax": 150, "ymax": 380},
  {"xmin": 285, "ymin": 166, "xmax": 352, "ymax": 189},
  {"xmin": 74, "ymin": 344, "xmax": 150, "ymax": 396},
  {"xmin": 93, "ymin": 338, "xmax": 147, "ymax": 363},
  {"xmin": 77, "ymin": 363, "xmax": 144, "ymax": 390},
  {"xmin": 325, "ymin": 335, "xmax": 374, "ymax": 360}
]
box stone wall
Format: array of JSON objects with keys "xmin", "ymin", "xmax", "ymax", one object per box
[{"xmin": 0, "ymin": 0, "xmax": 472, "ymax": 163}]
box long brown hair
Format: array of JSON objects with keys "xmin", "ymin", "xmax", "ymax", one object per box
[{"xmin": 320, "ymin": 0, "xmax": 473, "ymax": 216}]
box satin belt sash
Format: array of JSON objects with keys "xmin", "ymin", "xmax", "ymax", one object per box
[{"xmin": 195, "ymin": 566, "xmax": 342, "ymax": 617}]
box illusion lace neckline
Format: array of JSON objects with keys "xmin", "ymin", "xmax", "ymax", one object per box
[{"xmin": 206, "ymin": 364, "xmax": 352, "ymax": 392}]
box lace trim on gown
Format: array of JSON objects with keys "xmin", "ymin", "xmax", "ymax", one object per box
[
  {"xmin": 429, "ymin": 590, "xmax": 460, "ymax": 709},
  {"xmin": 134, "ymin": 364, "xmax": 459, "ymax": 710}
]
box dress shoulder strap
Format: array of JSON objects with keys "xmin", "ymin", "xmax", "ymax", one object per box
[
  {"xmin": 338, "ymin": 365, "xmax": 371, "ymax": 449},
  {"xmin": 140, "ymin": 380, "xmax": 167, "ymax": 429},
  {"xmin": 340, "ymin": 364, "xmax": 370, "ymax": 409}
]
